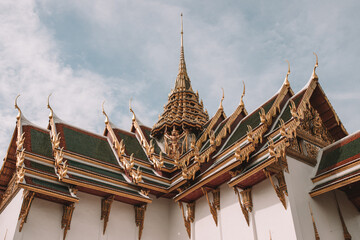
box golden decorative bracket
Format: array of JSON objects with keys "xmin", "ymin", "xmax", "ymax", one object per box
[
  {"xmin": 234, "ymin": 187, "xmax": 252, "ymax": 226},
  {"xmin": 62, "ymin": 203, "xmax": 75, "ymax": 240},
  {"xmin": 335, "ymin": 194, "xmax": 352, "ymax": 240},
  {"xmin": 178, "ymin": 201, "xmax": 195, "ymax": 238},
  {"xmin": 202, "ymin": 187, "xmax": 220, "ymax": 226},
  {"xmin": 101, "ymin": 195, "xmax": 115, "ymax": 235},
  {"xmin": 134, "ymin": 204, "xmax": 147, "ymax": 240},
  {"xmin": 263, "ymin": 169, "xmax": 287, "ymax": 209},
  {"xmin": 18, "ymin": 190, "xmax": 35, "ymax": 232},
  {"xmin": 309, "ymin": 203, "xmax": 320, "ymax": 240}
]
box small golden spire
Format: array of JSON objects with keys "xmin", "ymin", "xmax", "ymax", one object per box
[
  {"xmin": 15, "ymin": 94, "xmax": 22, "ymax": 120},
  {"xmin": 181, "ymin": 13, "xmax": 184, "ymax": 48},
  {"xmin": 240, "ymin": 81, "xmax": 245, "ymax": 107},
  {"xmin": 129, "ymin": 98, "xmax": 136, "ymax": 121},
  {"xmin": 102, "ymin": 101, "xmax": 109, "ymax": 124},
  {"xmin": 47, "ymin": 93, "xmax": 54, "ymax": 119},
  {"xmin": 175, "ymin": 13, "xmax": 191, "ymax": 90},
  {"xmin": 219, "ymin": 87, "xmax": 224, "ymax": 109},
  {"xmin": 284, "ymin": 60, "xmax": 290, "ymax": 86},
  {"xmin": 312, "ymin": 52, "xmax": 319, "ymax": 80}
]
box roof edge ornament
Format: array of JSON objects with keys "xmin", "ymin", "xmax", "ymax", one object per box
[
  {"xmin": 284, "ymin": 60, "xmax": 290, "ymax": 87},
  {"xmin": 240, "ymin": 81, "xmax": 245, "ymax": 107},
  {"xmin": 15, "ymin": 94, "xmax": 22, "ymax": 121},
  {"xmin": 102, "ymin": 101, "xmax": 109, "ymax": 125},
  {"xmin": 129, "ymin": 98, "xmax": 136, "ymax": 121},
  {"xmin": 312, "ymin": 52, "xmax": 319, "ymax": 80},
  {"xmin": 219, "ymin": 87, "xmax": 224, "ymax": 109},
  {"xmin": 47, "ymin": 93, "xmax": 54, "ymax": 119}
]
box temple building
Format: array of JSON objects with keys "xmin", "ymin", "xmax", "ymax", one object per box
[{"xmin": 0, "ymin": 15, "xmax": 359, "ymax": 240}]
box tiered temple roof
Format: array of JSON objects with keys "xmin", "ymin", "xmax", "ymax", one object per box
[{"xmin": 0, "ymin": 16, "xmax": 358, "ymax": 240}]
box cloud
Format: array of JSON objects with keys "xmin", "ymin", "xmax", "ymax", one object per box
[
  {"xmin": 0, "ymin": 0, "xmax": 140, "ymax": 159},
  {"xmin": 0, "ymin": 0, "xmax": 359, "ymax": 163}
]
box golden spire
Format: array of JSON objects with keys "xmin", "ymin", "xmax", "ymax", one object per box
[
  {"xmin": 219, "ymin": 87, "xmax": 224, "ymax": 109},
  {"xmin": 102, "ymin": 101, "xmax": 109, "ymax": 124},
  {"xmin": 175, "ymin": 13, "xmax": 191, "ymax": 90},
  {"xmin": 284, "ymin": 60, "xmax": 290, "ymax": 86},
  {"xmin": 47, "ymin": 93, "xmax": 54, "ymax": 119},
  {"xmin": 312, "ymin": 52, "xmax": 319, "ymax": 80},
  {"xmin": 15, "ymin": 94, "xmax": 22, "ymax": 120},
  {"xmin": 240, "ymin": 81, "xmax": 245, "ymax": 107}
]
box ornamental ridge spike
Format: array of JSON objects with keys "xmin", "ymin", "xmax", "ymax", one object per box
[
  {"xmin": 15, "ymin": 94, "xmax": 22, "ymax": 120},
  {"xmin": 102, "ymin": 101, "xmax": 109, "ymax": 124},
  {"xmin": 312, "ymin": 52, "xmax": 319, "ymax": 80},
  {"xmin": 284, "ymin": 60, "xmax": 290, "ymax": 86},
  {"xmin": 47, "ymin": 93, "xmax": 54, "ymax": 119},
  {"xmin": 219, "ymin": 87, "xmax": 224, "ymax": 109},
  {"xmin": 129, "ymin": 98, "xmax": 136, "ymax": 121},
  {"xmin": 240, "ymin": 81, "xmax": 245, "ymax": 107}
]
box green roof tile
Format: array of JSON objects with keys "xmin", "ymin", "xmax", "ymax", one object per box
[
  {"xmin": 274, "ymin": 91, "xmax": 305, "ymax": 129},
  {"xmin": 30, "ymin": 129, "xmax": 53, "ymax": 158},
  {"xmin": 63, "ymin": 126, "xmax": 117, "ymax": 165},
  {"xmin": 29, "ymin": 161, "xmax": 55, "ymax": 174},
  {"xmin": 31, "ymin": 177, "xmax": 70, "ymax": 194},
  {"xmin": 71, "ymin": 175, "xmax": 140, "ymax": 196},
  {"xmin": 223, "ymin": 96, "xmax": 276, "ymax": 151},
  {"xmin": 318, "ymin": 136, "xmax": 360, "ymax": 173},
  {"xmin": 68, "ymin": 160, "xmax": 126, "ymax": 181},
  {"xmin": 114, "ymin": 130, "xmax": 148, "ymax": 161}
]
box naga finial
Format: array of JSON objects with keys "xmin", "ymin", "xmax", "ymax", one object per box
[
  {"xmin": 47, "ymin": 93, "xmax": 54, "ymax": 119},
  {"xmin": 129, "ymin": 98, "xmax": 136, "ymax": 121},
  {"xmin": 102, "ymin": 101, "xmax": 109, "ymax": 124},
  {"xmin": 15, "ymin": 94, "xmax": 22, "ymax": 120},
  {"xmin": 219, "ymin": 87, "xmax": 224, "ymax": 109},
  {"xmin": 284, "ymin": 60, "xmax": 290, "ymax": 86},
  {"xmin": 240, "ymin": 81, "xmax": 245, "ymax": 107},
  {"xmin": 312, "ymin": 52, "xmax": 319, "ymax": 79}
]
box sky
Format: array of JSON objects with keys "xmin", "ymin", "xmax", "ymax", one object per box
[{"xmin": 0, "ymin": 0, "xmax": 359, "ymax": 160}]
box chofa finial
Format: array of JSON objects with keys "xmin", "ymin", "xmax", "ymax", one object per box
[
  {"xmin": 129, "ymin": 98, "xmax": 136, "ymax": 121},
  {"xmin": 47, "ymin": 93, "xmax": 54, "ymax": 119},
  {"xmin": 219, "ymin": 87, "xmax": 224, "ymax": 109},
  {"xmin": 102, "ymin": 101, "xmax": 109, "ymax": 124},
  {"xmin": 240, "ymin": 81, "xmax": 245, "ymax": 107},
  {"xmin": 312, "ymin": 52, "xmax": 319, "ymax": 79},
  {"xmin": 15, "ymin": 94, "xmax": 22, "ymax": 120},
  {"xmin": 284, "ymin": 60, "xmax": 290, "ymax": 86}
]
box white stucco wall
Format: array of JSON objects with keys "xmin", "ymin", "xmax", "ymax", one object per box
[
  {"xmin": 12, "ymin": 191, "xmax": 171, "ymax": 240},
  {"xmin": 251, "ymin": 177, "xmax": 297, "ymax": 240},
  {"xmin": 0, "ymin": 188, "xmax": 23, "ymax": 240},
  {"xmin": 286, "ymin": 156, "xmax": 360, "ymax": 240}
]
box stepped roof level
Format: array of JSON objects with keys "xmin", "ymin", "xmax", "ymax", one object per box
[{"xmin": 151, "ymin": 14, "xmax": 209, "ymax": 138}]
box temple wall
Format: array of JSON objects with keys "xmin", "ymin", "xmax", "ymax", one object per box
[
  {"xmin": 0, "ymin": 189, "xmax": 24, "ymax": 240},
  {"xmin": 286, "ymin": 156, "xmax": 360, "ymax": 240},
  {"xmin": 251, "ymin": 176, "xmax": 297, "ymax": 239},
  {"xmin": 168, "ymin": 177, "xmax": 296, "ymax": 240},
  {"xmin": 12, "ymin": 191, "xmax": 170, "ymax": 240}
]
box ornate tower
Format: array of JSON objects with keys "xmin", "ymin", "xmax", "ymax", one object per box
[{"xmin": 151, "ymin": 14, "xmax": 209, "ymax": 158}]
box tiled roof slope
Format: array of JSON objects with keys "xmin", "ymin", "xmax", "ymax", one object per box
[
  {"xmin": 57, "ymin": 123, "xmax": 118, "ymax": 165},
  {"xmin": 317, "ymin": 131, "xmax": 360, "ymax": 175}
]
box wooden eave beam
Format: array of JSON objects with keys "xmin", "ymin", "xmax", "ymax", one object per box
[
  {"xmin": 228, "ymin": 157, "xmax": 277, "ymax": 188},
  {"xmin": 310, "ymin": 172, "xmax": 360, "ymax": 198},
  {"xmin": 19, "ymin": 183, "xmax": 78, "ymax": 203},
  {"xmin": 311, "ymin": 158, "xmax": 360, "ymax": 184},
  {"xmin": 62, "ymin": 178, "xmax": 152, "ymax": 204}
]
